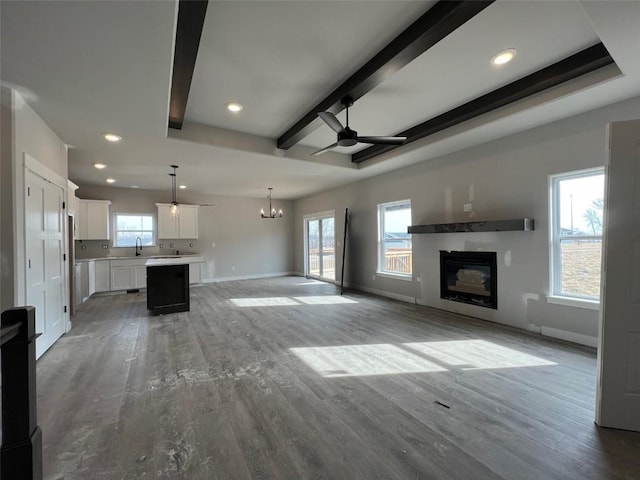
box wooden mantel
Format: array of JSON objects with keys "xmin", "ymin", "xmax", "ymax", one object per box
[{"xmin": 408, "ymin": 218, "xmax": 534, "ymax": 234}]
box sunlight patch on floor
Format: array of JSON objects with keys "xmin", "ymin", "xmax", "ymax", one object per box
[
  {"xmin": 230, "ymin": 295, "xmax": 358, "ymax": 307},
  {"xmin": 292, "ymin": 340, "xmax": 557, "ymax": 377},
  {"xmin": 230, "ymin": 297, "xmax": 300, "ymax": 307},
  {"xmin": 290, "ymin": 344, "xmax": 446, "ymax": 377},
  {"xmin": 293, "ymin": 296, "xmax": 357, "ymax": 305},
  {"xmin": 404, "ymin": 340, "xmax": 557, "ymax": 370}
]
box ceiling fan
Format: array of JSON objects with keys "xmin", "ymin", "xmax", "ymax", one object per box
[{"xmin": 312, "ymin": 96, "xmax": 407, "ymax": 156}]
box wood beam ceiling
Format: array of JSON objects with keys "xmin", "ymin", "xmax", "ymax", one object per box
[
  {"xmin": 351, "ymin": 43, "xmax": 615, "ymax": 163},
  {"xmin": 168, "ymin": 0, "xmax": 209, "ymax": 130},
  {"xmin": 276, "ymin": 0, "xmax": 495, "ymax": 150}
]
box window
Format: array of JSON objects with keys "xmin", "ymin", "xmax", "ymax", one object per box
[
  {"xmin": 550, "ymin": 167, "xmax": 604, "ymax": 302},
  {"xmin": 378, "ymin": 200, "xmax": 412, "ymax": 277},
  {"xmin": 114, "ymin": 213, "xmax": 154, "ymax": 247}
]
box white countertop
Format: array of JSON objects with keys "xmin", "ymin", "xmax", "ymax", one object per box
[
  {"xmin": 76, "ymin": 254, "xmax": 202, "ymax": 263},
  {"xmin": 145, "ymin": 256, "xmax": 204, "ymax": 266}
]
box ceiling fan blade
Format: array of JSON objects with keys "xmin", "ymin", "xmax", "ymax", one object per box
[
  {"xmin": 357, "ymin": 136, "xmax": 407, "ymax": 145},
  {"xmin": 311, "ymin": 142, "xmax": 339, "ymax": 156},
  {"xmin": 318, "ymin": 112, "xmax": 344, "ymax": 134}
]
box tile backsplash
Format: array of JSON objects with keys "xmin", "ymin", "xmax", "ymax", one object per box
[{"xmin": 75, "ymin": 240, "xmax": 200, "ymax": 259}]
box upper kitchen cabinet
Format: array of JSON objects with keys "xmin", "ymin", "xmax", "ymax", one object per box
[
  {"xmin": 77, "ymin": 199, "xmax": 111, "ymax": 240},
  {"xmin": 156, "ymin": 203, "xmax": 199, "ymax": 239}
]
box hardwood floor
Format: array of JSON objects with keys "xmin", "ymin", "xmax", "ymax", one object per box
[{"xmin": 37, "ymin": 276, "xmax": 640, "ymax": 479}]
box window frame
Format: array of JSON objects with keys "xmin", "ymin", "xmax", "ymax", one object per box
[
  {"xmin": 377, "ymin": 199, "xmax": 413, "ymax": 280},
  {"xmin": 548, "ymin": 167, "xmax": 604, "ymax": 307},
  {"xmin": 113, "ymin": 212, "xmax": 156, "ymax": 248}
]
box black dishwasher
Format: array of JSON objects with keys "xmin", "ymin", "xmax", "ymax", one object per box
[{"xmin": 146, "ymin": 264, "xmax": 190, "ymax": 315}]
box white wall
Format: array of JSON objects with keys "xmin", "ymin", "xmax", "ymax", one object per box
[
  {"xmin": 1, "ymin": 87, "xmax": 15, "ymax": 310},
  {"xmin": 2, "ymin": 89, "xmax": 69, "ymax": 308},
  {"xmin": 293, "ymin": 95, "xmax": 640, "ymax": 345},
  {"xmin": 75, "ymin": 185, "xmax": 295, "ymax": 281}
]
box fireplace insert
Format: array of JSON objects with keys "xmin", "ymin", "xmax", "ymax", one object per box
[{"xmin": 440, "ymin": 251, "xmax": 497, "ymax": 309}]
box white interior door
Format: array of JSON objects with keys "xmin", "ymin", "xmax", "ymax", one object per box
[
  {"xmin": 26, "ymin": 169, "xmax": 66, "ymax": 359},
  {"xmin": 596, "ymin": 120, "xmax": 640, "ymax": 431}
]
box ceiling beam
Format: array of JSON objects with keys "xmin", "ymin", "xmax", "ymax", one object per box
[
  {"xmin": 276, "ymin": 0, "xmax": 494, "ymax": 150},
  {"xmin": 352, "ymin": 43, "xmax": 615, "ymax": 164},
  {"xmin": 168, "ymin": 0, "xmax": 209, "ymax": 130}
]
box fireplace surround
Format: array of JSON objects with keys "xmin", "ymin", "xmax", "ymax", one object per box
[{"xmin": 440, "ymin": 251, "xmax": 497, "ymax": 309}]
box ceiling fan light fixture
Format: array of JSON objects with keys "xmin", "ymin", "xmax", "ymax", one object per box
[
  {"xmin": 491, "ymin": 48, "xmax": 517, "ymax": 66},
  {"xmin": 226, "ymin": 102, "xmax": 243, "ymax": 113},
  {"xmin": 260, "ymin": 187, "xmax": 283, "ymax": 219}
]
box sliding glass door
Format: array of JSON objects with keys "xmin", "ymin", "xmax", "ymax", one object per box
[{"xmin": 305, "ymin": 212, "xmax": 335, "ymax": 281}]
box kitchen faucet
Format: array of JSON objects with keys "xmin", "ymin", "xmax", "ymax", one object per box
[{"xmin": 135, "ymin": 237, "xmax": 143, "ymax": 256}]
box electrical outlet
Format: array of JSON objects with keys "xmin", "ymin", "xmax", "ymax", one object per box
[
  {"xmin": 102, "ymin": 244, "xmax": 108, "ymax": 249},
  {"xmin": 463, "ymin": 203, "xmax": 472, "ymax": 212}
]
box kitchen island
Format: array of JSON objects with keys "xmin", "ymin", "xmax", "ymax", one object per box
[{"xmin": 145, "ymin": 256, "xmax": 203, "ymax": 315}]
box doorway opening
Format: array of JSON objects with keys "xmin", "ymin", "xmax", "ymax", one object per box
[{"xmin": 305, "ymin": 211, "xmax": 335, "ymax": 281}]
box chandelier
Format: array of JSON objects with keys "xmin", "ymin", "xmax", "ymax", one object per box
[
  {"xmin": 169, "ymin": 165, "xmax": 180, "ymax": 218},
  {"xmin": 260, "ymin": 187, "xmax": 283, "ymax": 218}
]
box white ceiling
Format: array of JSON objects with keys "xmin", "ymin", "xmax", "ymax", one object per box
[{"xmin": 2, "ymin": 1, "xmax": 640, "ymax": 200}]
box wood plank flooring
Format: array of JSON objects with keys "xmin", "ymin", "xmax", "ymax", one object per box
[{"xmin": 36, "ymin": 276, "xmax": 640, "ymax": 479}]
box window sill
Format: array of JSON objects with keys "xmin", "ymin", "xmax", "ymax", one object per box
[
  {"xmin": 376, "ymin": 271, "xmax": 413, "ymax": 282},
  {"xmin": 546, "ymin": 295, "xmax": 600, "ymax": 310}
]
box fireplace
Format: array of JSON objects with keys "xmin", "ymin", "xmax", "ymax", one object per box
[{"xmin": 440, "ymin": 251, "xmax": 497, "ymax": 309}]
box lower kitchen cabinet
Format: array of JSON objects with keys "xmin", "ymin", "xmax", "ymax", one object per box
[
  {"xmin": 134, "ymin": 266, "xmax": 147, "ymax": 288},
  {"xmin": 189, "ymin": 263, "xmax": 202, "ymax": 284},
  {"xmin": 110, "ymin": 259, "xmax": 148, "ymax": 290},
  {"xmin": 76, "ymin": 258, "xmax": 203, "ymax": 304},
  {"xmin": 95, "ymin": 260, "xmax": 110, "ymax": 292}
]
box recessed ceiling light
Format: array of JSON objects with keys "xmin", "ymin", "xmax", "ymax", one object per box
[
  {"xmin": 106, "ymin": 178, "xmax": 116, "ymax": 184},
  {"xmin": 179, "ymin": 185, "xmax": 187, "ymax": 189},
  {"xmin": 226, "ymin": 102, "xmax": 243, "ymax": 113},
  {"xmin": 491, "ymin": 49, "xmax": 517, "ymax": 66},
  {"xmin": 103, "ymin": 133, "xmax": 122, "ymax": 142},
  {"xmin": 130, "ymin": 185, "xmax": 139, "ymax": 189},
  {"xmin": 93, "ymin": 163, "xmax": 107, "ymax": 169}
]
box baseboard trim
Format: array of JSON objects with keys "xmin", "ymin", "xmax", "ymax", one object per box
[
  {"xmin": 344, "ymin": 282, "xmax": 416, "ymax": 304},
  {"xmin": 540, "ymin": 326, "xmax": 598, "ymax": 348}
]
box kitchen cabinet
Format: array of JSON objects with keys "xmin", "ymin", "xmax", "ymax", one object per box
[
  {"xmin": 110, "ymin": 258, "xmax": 148, "ymax": 290},
  {"xmin": 78, "ymin": 260, "xmax": 96, "ymax": 302},
  {"xmin": 77, "ymin": 199, "xmax": 111, "ymax": 240},
  {"xmin": 156, "ymin": 203, "xmax": 199, "ymax": 239},
  {"xmin": 74, "ymin": 263, "xmax": 82, "ymax": 308},
  {"xmin": 95, "ymin": 260, "xmax": 111, "ymax": 292},
  {"xmin": 147, "ymin": 264, "xmax": 189, "ymax": 315},
  {"xmin": 189, "ymin": 263, "xmax": 203, "ymax": 284}
]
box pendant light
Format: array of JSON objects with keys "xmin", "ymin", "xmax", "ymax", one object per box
[
  {"xmin": 260, "ymin": 187, "xmax": 283, "ymax": 218},
  {"xmin": 169, "ymin": 165, "xmax": 179, "ymax": 218}
]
